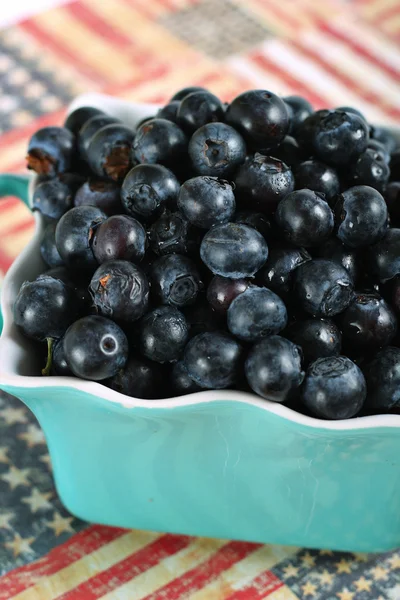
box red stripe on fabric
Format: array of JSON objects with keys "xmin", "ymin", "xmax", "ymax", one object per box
[
  {"xmin": 250, "ymin": 52, "xmax": 329, "ymax": 108},
  {"xmin": 288, "ymin": 38, "xmax": 400, "ymax": 120},
  {"xmin": 2, "ymin": 218, "xmax": 34, "ymax": 239},
  {"xmin": 19, "ymin": 20, "xmax": 106, "ymax": 87},
  {"xmin": 378, "ymin": 4, "xmax": 400, "ymax": 23},
  {"xmin": 140, "ymin": 541, "xmax": 261, "ymax": 600},
  {"xmin": 0, "ymin": 197, "xmax": 24, "ymax": 211},
  {"xmin": 224, "ymin": 570, "xmax": 283, "ymax": 599},
  {"xmin": 258, "ymin": 0, "xmax": 307, "ymax": 31},
  {"xmin": 0, "ymin": 253, "xmax": 12, "ymax": 273},
  {"xmin": 0, "ymin": 526, "xmax": 126, "ymax": 600},
  {"xmin": 57, "ymin": 533, "xmax": 192, "ymax": 600},
  {"xmin": 102, "ymin": 63, "xmax": 169, "ymax": 97},
  {"xmin": 0, "ymin": 110, "xmax": 66, "ymax": 149}
]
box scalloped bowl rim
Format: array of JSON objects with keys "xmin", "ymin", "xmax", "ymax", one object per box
[{"xmin": 0, "ymin": 92, "xmax": 399, "ymax": 432}]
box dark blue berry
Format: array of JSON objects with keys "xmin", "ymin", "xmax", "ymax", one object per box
[
  {"xmin": 348, "ymin": 148, "xmax": 390, "ymax": 192},
  {"xmin": 52, "ymin": 337, "xmax": 73, "ymax": 376},
  {"xmin": 40, "ymin": 222, "xmax": 64, "ymax": 268},
  {"xmin": 370, "ymin": 125, "xmax": 397, "ymax": 154},
  {"xmin": 273, "ymin": 136, "xmax": 307, "ymax": 169},
  {"xmin": 74, "ymin": 178, "xmax": 122, "ymax": 215},
  {"xmin": 183, "ymin": 296, "xmax": 223, "ymax": 337},
  {"xmin": 92, "ymin": 215, "xmax": 146, "ymax": 264},
  {"xmin": 341, "ymin": 293, "xmax": 397, "ymax": 350},
  {"xmin": 188, "ymin": 122, "xmax": 246, "ymax": 178},
  {"xmin": 27, "ymin": 126, "xmax": 75, "ymax": 176},
  {"xmin": 257, "ymin": 243, "xmax": 311, "ymax": 296},
  {"xmin": 234, "ymin": 211, "xmax": 272, "ymax": 239},
  {"xmin": 170, "ymin": 361, "xmax": 202, "ymax": 396},
  {"xmin": 32, "ymin": 173, "xmax": 83, "ymax": 220},
  {"xmin": 200, "ymin": 222, "xmax": 268, "ymax": 278},
  {"xmin": 139, "ymin": 305, "xmax": 189, "ymax": 363},
  {"xmin": 207, "ymin": 275, "xmax": 249, "ymax": 314},
  {"xmin": 157, "ymin": 101, "xmax": 180, "ymax": 124},
  {"xmin": 184, "ymin": 331, "xmax": 243, "ymax": 389},
  {"xmin": 78, "ymin": 114, "xmax": 119, "ymax": 159},
  {"xmin": 132, "ymin": 118, "xmax": 187, "ymax": 168},
  {"xmin": 385, "ymin": 182, "xmax": 400, "ymax": 224},
  {"xmin": 148, "ymin": 210, "xmax": 197, "ymax": 256},
  {"xmin": 316, "ymin": 237, "xmax": 360, "ymax": 282},
  {"xmin": 177, "ymin": 91, "xmax": 224, "ymax": 133},
  {"xmin": 64, "ymin": 106, "xmax": 104, "ymax": 135},
  {"xmin": 170, "ymin": 86, "xmax": 208, "ymax": 101},
  {"xmin": 87, "ymin": 124, "xmax": 134, "ymax": 181},
  {"xmin": 363, "ymin": 347, "xmax": 400, "ymax": 411},
  {"xmin": 283, "ymin": 95, "xmax": 313, "ymax": 136},
  {"xmin": 295, "ymin": 160, "xmax": 340, "ymax": 201},
  {"xmin": 150, "ymin": 253, "xmax": 202, "ymax": 307},
  {"xmin": 367, "ymin": 139, "xmax": 391, "ymax": 163},
  {"xmin": 285, "ymin": 318, "xmax": 341, "ymax": 366},
  {"xmin": 178, "ymin": 176, "xmax": 235, "ymax": 228},
  {"xmin": 245, "ymin": 335, "xmax": 304, "ymax": 402},
  {"xmin": 106, "ymin": 355, "xmax": 164, "ymax": 399}
]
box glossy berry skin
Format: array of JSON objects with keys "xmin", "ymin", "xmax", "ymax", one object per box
[
  {"xmin": 64, "ymin": 106, "xmax": 104, "ymax": 135},
  {"xmin": 63, "ymin": 315, "xmax": 128, "ymax": 381},
  {"xmin": 132, "ymin": 118, "xmax": 187, "ymax": 168},
  {"xmin": 52, "ymin": 338, "xmax": 73, "ymax": 376},
  {"xmin": 183, "ymin": 331, "xmax": 243, "ymax": 389},
  {"xmin": 74, "ymin": 178, "xmax": 122, "ymax": 215},
  {"xmin": 157, "ymin": 101, "xmax": 180, "ymax": 124},
  {"xmin": 335, "ymin": 186, "xmax": 388, "ymax": 248},
  {"xmin": 273, "ymin": 136, "xmax": 306, "ymax": 170},
  {"xmin": 385, "ymin": 182, "xmax": 400, "ymax": 224},
  {"xmin": 301, "ymin": 356, "xmax": 366, "ymax": 419},
  {"xmin": 235, "ymin": 154, "xmax": 295, "ymax": 213},
  {"xmin": 14, "ymin": 275, "xmax": 79, "ymax": 341},
  {"xmin": 234, "ymin": 211, "xmax": 272, "ymax": 239},
  {"xmin": 92, "ymin": 215, "xmax": 146, "ymax": 264},
  {"xmin": 139, "ymin": 306, "xmax": 189, "ymax": 363},
  {"xmin": 200, "ymin": 223, "xmax": 269, "ymax": 279},
  {"xmin": 178, "ymin": 176, "xmax": 235, "ymax": 228},
  {"xmin": 245, "ymin": 336, "xmax": 304, "ymax": 403},
  {"xmin": 226, "ymin": 90, "xmax": 289, "ymax": 150},
  {"xmin": 207, "ymin": 275, "xmax": 249, "ymax": 314},
  {"xmin": 189, "ymin": 122, "xmax": 246, "ymax": 178},
  {"xmin": 32, "ymin": 173, "xmax": 83, "ymax": 220},
  {"xmin": 363, "ymin": 347, "xmax": 400, "ymax": 411},
  {"xmin": 285, "ymin": 318, "xmax": 341, "ymax": 366},
  {"xmin": 316, "ymin": 237, "xmax": 359, "ymax": 282},
  {"xmin": 121, "ymin": 164, "xmax": 180, "ymax": 222},
  {"xmin": 336, "ymin": 106, "xmax": 366, "ymax": 122},
  {"xmin": 150, "ymin": 254, "xmax": 202, "ymax": 307},
  {"xmin": 90, "ymin": 260, "xmax": 149, "ymax": 322},
  {"xmin": 78, "ymin": 114, "xmax": 119, "ymax": 158},
  {"xmin": 177, "ymin": 91, "xmax": 224, "ymax": 133},
  {"xmin": 107, "ymin": 356, "xmax": 164, "ymax": 399},
  {"xmin": 283, "ymin": 95, "xmax": 313, "ymax": 136},
  {"xmin": 44, "ymin": 267, "xmax": 91, "ymax": 312},
  {"xmin": 294, "ymin": 160, "xmax": 340, "ymax": 201},
  {"xmin": 26, "ymin": 126, "xmax": 75, "ymax": 176},
  {"xmin": 293, "ymin": 259, "xmax": 354, "ymax": 317},
  {"xmin": 40, "ymin": 222, "xmax": 64, "ymax": 268},
  {"xmin": 369, "ymin": 229, "xmax": 400, "ymax": 283},
  {"xmin": 149, "ymin": 210, "xmax": 196, "ymax": 256},
  {"xmin": 55, "ymin": 206, "xmax": 107, "ymax": 269},
  {"xmin": 367, "ymin": 139, "xmax": 391, "ymax": 164},
  {"xmin": 170, "ymin": 86, "xmax": 208, "ymax": 101},
  {"xmin": 227, "ymin": 286, "xmax": 287, "ymax": 342},
  {"xmin": 349, "ymin": 148, "xmax": 390, "ymax": 191},
  {"xmin": 298, "ymin": 110, "xmax": 369, "ymax": 167},
  {"xmin": 276, "ymin": 189, "xmax": 334, "ymax": 247},
  {"xmin": 371, "ymin": 125, "xmax": 397, "ymax": 154},
  {"xmin": 170, "ymin": 361, "xmax": 202, "ymax": 396},
  {"xmin": 257, "ymin": 243, "xmax": 311, "ymax": 296},
  {"xmin": 87, "ymin": 124, "xmax": 134, "ymax": 182},
  {"xmin": 340, "ymin": 293, "xmax": 397, "ymax": 350}
]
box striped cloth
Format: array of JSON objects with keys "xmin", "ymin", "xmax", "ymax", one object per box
[{"xmin": 0, "ymin": 0, "xmax": 399, "ymax": 598}]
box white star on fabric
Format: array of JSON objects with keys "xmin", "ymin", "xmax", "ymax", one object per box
[
  {"xmin": 1, "ymin": 465, "xmax": 30, "ymax": 489},
  {"xmin": 46, "ymin": 512, "xmax": 74, "ymax": 536},
  {"xmin": 0, "ymin": 511, "xmax": 14, "ymax": 529},
  {"xmin": 0, "ymin": 406, "xmax": 27, "ymax": 425},
  {"xmin": 18, "ymin": 424, "xmax": 45, "ymax": 447},
  {"xmin": 5, "ymin": 533, "xmax": 35, "ymax": 557},
  {"xmin": 21, "ymin": 488, "xmax": 53, "ymax": 513}
]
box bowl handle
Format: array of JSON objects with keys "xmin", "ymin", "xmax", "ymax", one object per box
[{"xmin": 0, "ymin": 174, "xmax": 31, "ymax": 334}]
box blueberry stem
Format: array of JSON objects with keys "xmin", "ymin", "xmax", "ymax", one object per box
[{"xmin": 42, "ymin": 338, "xmax": 54, "ymax": 376}]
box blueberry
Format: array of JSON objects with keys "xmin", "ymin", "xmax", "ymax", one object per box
[
  {"xmin": 32, "ymin": 173, "xmax": 83, "ymax": 220},
  {"xmin": 184, "ymin": 331, "xmax": 243, "ymax": 389},
  {"xmin": 385, "ymin": 182, "xmax": 400, "ymax": 224},
  {"xmin": 235, "ymin": 154, "xmax": 295, "ymax": 213},
  {"xmin": 293, "ymin": 259, "xmax": 354, "ymax": 317},
  {"xmin": 257, "ymin": 243, "xmax": 311, "ymax": 296},
  {"xmin": 121, "ymin": 164, "xmax": 180, "ymax": 222},
  {"xmin": 51, "ymin": 337, "xmax": 73, "ymax": 376},
  {"xmin": 40, "ymin": 222, "xmax": 64, "ymax": 268},
  {"xmin": 390, "ymin": 151, "xmax": 400, "ymax": 182},
  {"xmin": 316, "ymin": 237, "xmax": 359, "ymax": 282},
  {"xmin": 178, "ymin": 176, "xmax": 235, "ymax": 228},
  {"xmin": 294, "ymin": 160, "xmax": 340, "ymax": 201},
  {"xmin": 43, "ymin": 266, "xmax": 91, "ymax": 312},
  {"xmin": 298, "ymin": 109, "xmax": 369, "ymax": 166},
  {"xmin": 227, "ymin": 286, "xmax": 287, "ymax": 342},
  {"xmin": 150, "ymin": 253, "xmax": 202, "ymax": 307},
  {"xmin": 87, "ymin": 123, "xmax": 134, "ymax": 181},
  {"xmin": 90, "ymin": 259, "xmax": 149, "ymax": 322},
  {"xmin": 283, "ymin": 95, "xmax": 313, "ymax": 135},
  {"xmin": 63, "ymin": 315, "xmax": 128, "ymax": 380},
  {"xmin": 64, "ymin": 106, "xmax": 104, "ymax": 136},
  {"xmin": 334, "ymin": 185, "xmax": 388, "ymax": 248},
  {"xmin": 234, "ymin": 211, "xmax": 272, "ymax": 239},
  {"xmin": 170, "ymin": 361, "xmax": 202, "ymax": 396},
  {"xmin": 14, "ymin": 275, "xmax": 79, "ymax": 341},
  {"xmin": 92, "ymin": 215, "xmax": 146, "ymax": 264},
  {"xmin": 285, "ymin": 318, "xmax": 341, "ymax": 365},
  {"xmin": 336, "ymin": 106, "xmax": 367, "ymax": 122},
  {"xmin": 340, "ymin": 293, "xmax": 397, "ymax": 350},
  {"xmin": 148, "ymin": 210, "xmax": 197, "ymax": 256},
  {"xmin": 363, "ymin": 347, "xmax": 400, "ymax": 411},
  {"xmin": 348, "ymin": 148, "xmax": 390, "ymax": 191},
  {"xmin": 245, "ymin": 335, "xmax": 304, "ymax": 402},
  {"xmin": 301, "ymin": 356, "xmax": 366, "ymax": 419},
  {"xmin": 26, "ymin": 126, "xmax": 75, "ymax": 176},
  {"xmin": 132, "ymin": 118, "xmax": 187, "ymax": 168},
  {"xmin": 78, "ymin": 114, "xmax": 119, "ymax": 159},
  {"xmin": 106, "ymin": 355, "xmax": 164, "ymax": 399},
  {"xmin": 177, "ymin": 91, "xmax": 224, "ymax": 133},
  {"xmin": 276, "ymin": 189, "xmax": 334, "ymax": 247},
  {"xmin": 367, "ymin": 139, "xmax": 391, "ymax": 164},
  {"xmin": 226, "ymin": 90, "xmax": 289, "ymax": 150},
  {"xmin": 170, "ymin": 86, "xmax": 208, "ymax": 101},
  {"xmin": 200, "ymin": 223, "xmax": 268, "ymax": 278},
  {"xmin": 207, "ymin": 275, "xmax": 249, "ymax": 314},
  {"xmin": 189, "ymin": 122, "xmax": 246, "ymax": 178},
  {"xmin": 368, "ymin": 229, "xmax": 400, "ymax": 283},
  {"xmin": 139, "ymin": 305, "xmax": 189, "ymax": 363},
  {"xmin": 370, "ymin": 125, "xmax": 397, "ymax": 154},
  {"xmin": 74, "ymin": 178, "xmax": 122, "ymax": 215},
  {"xmin": 273, "ymin": 136, "xmax": 307, "ymax": 169},
  {"xmin": 55, "ymin": 205, "xmax": 107, "ymax": 270},
  {"xmin": 157, "ymin": 101, "xmax": 180, "ymax": 124}
]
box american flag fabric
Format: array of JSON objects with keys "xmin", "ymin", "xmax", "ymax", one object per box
[{"xmin": 0, "ymin": 0, "xmax": 400, "ymax": 597}]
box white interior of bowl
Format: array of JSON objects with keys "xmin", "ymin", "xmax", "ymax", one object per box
[{"xmin": 1, "ymin": 92, "xmax": 399, "ymax": 430}]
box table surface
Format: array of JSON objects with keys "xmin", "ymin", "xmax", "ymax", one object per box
[{"xmin": 0, "ymin": 0, "xmax": 400, "ymax": 598}]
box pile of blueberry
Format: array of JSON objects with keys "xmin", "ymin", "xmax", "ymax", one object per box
[{"xmin": 13, "ymin": 87, "xmax": 400, "ymax": 419}]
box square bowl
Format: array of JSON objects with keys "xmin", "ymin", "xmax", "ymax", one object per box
[{"xmin": 0, "ymin": 93, "xmax": 399, "ymax": 553}]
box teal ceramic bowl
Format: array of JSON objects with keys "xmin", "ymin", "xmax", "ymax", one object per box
[{"xmin": 0, "ymin": 94, "xmax": 399, "ymax": 553}]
